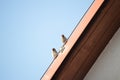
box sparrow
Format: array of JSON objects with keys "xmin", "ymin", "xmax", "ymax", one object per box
[
  {"xmin": 52, "ymin": 48, "xmax": 58, "ymax": 59},
  {"xmin": 61, "ymin": 34, "xmax": 67, "ymax": 44}
]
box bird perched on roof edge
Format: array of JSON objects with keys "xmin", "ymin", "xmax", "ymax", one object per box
[
  {"xmin": 61, "ymin": 34, "xmax": 67, "ymax": 44},
  {"xmin": 52, "ymin": 48, "xmax": 58, "ymax": 59}
]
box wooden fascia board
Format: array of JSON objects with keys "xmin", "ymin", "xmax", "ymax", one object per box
[
  {"xmin": 52, "ymin": 0, "xmax": 120, "ymax": 80},
  {"xmin": 41, "ymin": 0, "xmax": 104, "ymax": 80}
]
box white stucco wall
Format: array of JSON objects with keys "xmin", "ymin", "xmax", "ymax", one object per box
[{"xmin": 84, "ymin": 28, "xmax": 120, "ymax": 80}]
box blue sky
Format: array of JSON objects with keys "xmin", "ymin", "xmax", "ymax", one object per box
[{"xmin": 0, "ymin": 0, "xmax": 93, "ymax": 80}]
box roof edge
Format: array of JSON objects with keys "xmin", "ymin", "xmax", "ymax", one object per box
[{"xmin": 41, "ymin": 0, "xmax": 104, "ymax": 80}]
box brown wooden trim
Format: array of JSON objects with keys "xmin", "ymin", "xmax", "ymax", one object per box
[
  {"xmin": 41, "ymin": 0, "xmax": 104, "ymax": 80},
  {"xmin": 52, "ymin": 0, "xmax": 120, "ymax": 80}
]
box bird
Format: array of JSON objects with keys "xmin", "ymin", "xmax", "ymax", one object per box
[
  {"xmin": 52, "ymin": 48, "xmax": 58, "ymax": 59},
  {"xmin": 61, "ymin": 34, "xmax": 67, "ymax": 44}
]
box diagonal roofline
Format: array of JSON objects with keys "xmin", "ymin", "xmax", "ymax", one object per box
[{"xmin": 41, "ymin": 0, "xmax": 104, "ymax": 80}]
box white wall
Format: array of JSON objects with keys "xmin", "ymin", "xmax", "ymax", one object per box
[{"xmin": 84, "ymin": 28, "xmax": 120, "ymax": 80}]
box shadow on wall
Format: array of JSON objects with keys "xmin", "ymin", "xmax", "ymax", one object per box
[{"xmin": 84, "ymin": 28, "xmax": 120, "ymax": 80}]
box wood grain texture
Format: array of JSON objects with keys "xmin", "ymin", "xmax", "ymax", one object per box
[{"xmin": 52, "ymin": 0, "xmax": 120, "ymax": 80}]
